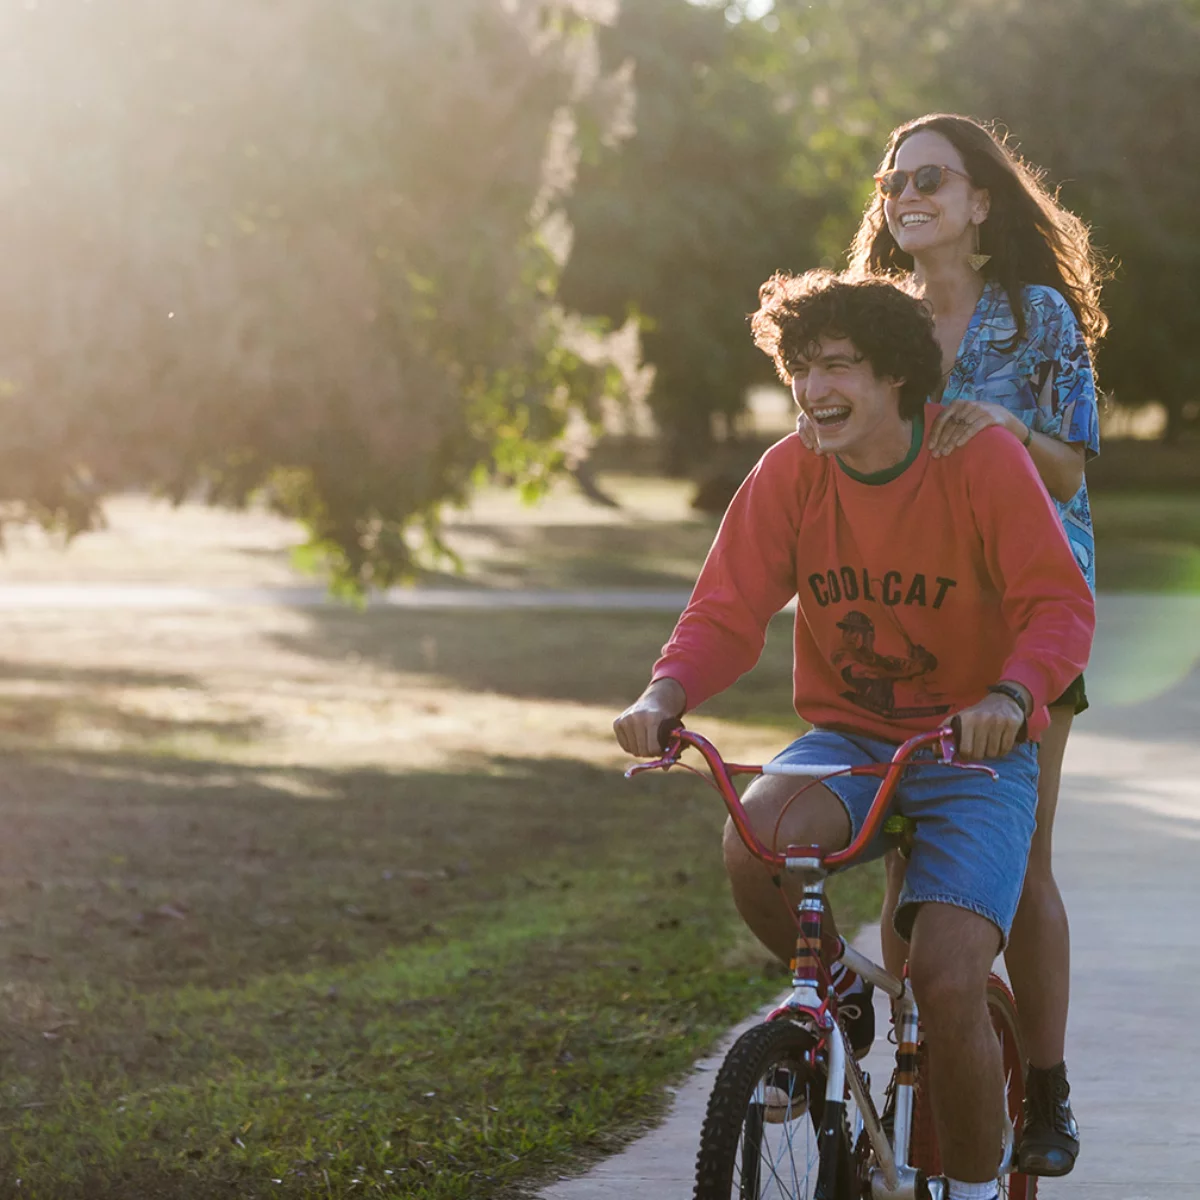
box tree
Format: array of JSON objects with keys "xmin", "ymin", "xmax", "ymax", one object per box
[
  {"xmin": 558, "ymin": 0, "xmax": 965, "ymax": 476},
  {"xmin": 559, "ymin": 0, "xmax": 806, "ymax": 473},
  {"xmin": 940, "ymin": 0, "xmax": 1200, "ymax": 440},
  {"xmin": 760, "ymin": 0, "xmax": 1200, "ymax": 441},
  {"xmin": 0, "ymin": 0, "xmax": 634, "ymax": 586},
  {"xmin": 762, "ymin": 0, "xmax": 967, "ymax": 260}
]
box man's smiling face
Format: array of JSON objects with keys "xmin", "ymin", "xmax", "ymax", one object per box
[{"xmin": 789, "ymin": 335, "xmax": 907, "ymax": 459}]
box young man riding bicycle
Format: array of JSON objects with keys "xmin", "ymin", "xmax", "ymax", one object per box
[{"xmin": 614, "ymin": 271, "xmax": 1094, "ymax": 1200}]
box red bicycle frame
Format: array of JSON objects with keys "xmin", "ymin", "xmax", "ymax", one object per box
[
  {"xmin": 625, "ymin": 724, "xmax": 997, "ymax": 873},
  {"xmin": 626, "ymin": 727, "xmax": 1026, "ymax": 1199}
]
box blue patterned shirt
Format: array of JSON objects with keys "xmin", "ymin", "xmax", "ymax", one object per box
[{"xmin": 942, "ymin": 281, "xmax": 1100, "ymax": 592}]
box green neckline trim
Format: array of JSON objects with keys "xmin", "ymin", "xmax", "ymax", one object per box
[{"xmin": 836, "ymin": 412, "xmax": 925, "ymax": 485}]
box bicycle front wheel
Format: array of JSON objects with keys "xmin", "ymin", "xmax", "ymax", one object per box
[
  {"xmin": 908, "ymin": 975, "xmax": 1038, "ymax": 1200},
  {"xmin": 693, "ymin": 1019, "xmax": 853, "ymax": 1200}
]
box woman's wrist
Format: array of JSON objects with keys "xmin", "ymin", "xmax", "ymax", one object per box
[{"xmin": 1002, "ymin": 410, "xmax": 1026, "ymax": 441}]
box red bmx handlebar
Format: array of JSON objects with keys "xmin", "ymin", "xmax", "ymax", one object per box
[{"xmin": 625, "ymin": 724, "xmax": 996, "ymax": 872}]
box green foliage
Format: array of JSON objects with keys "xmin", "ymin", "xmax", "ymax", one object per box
[
  {"xmin": 560, "ymin": 0, "xmax": 806, "ymax": 471},
  {"xmin": 939, "ymin": 0, "xmax": 1200, "ymax": 439},
  {"xmin": 0, "ymin": 1, "xmax": 633, "ymax": 589},
  {"xmin": 765, "ymin": 0, "xmax": 957, "ymax": 259},
  {"xmin": 559, "ymin": 0, "xmax": 977, "ymax": 472},
  {"xmin": 579, "ymin": 0, "xmax": 1179, "ymax": 473},
  {"xmin": 2, "ymin": 0, "xmax": 1196, "ymax": 579},
  {"xmin": 763, "ymin": 0, "xmax": 1200, "ymax": 442}
]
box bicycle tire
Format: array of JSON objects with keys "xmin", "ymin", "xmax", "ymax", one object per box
[
  {"xmin": 693, "ymin": 1019, "xmax": 854, "ymax": 1200},
  {"xmin": 908, "ymin": 975, "xmax": 1038, "ymax": 1199}
]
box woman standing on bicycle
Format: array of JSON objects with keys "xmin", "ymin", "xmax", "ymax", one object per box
[{"xmin": 804, "ymin": 112, "xmax": 1107, "ymax": 1178}]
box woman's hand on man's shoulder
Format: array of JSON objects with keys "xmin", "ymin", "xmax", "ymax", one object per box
[{"xmin": 928, "ymin": 401, "xmax": 1021, "ymax": 459}]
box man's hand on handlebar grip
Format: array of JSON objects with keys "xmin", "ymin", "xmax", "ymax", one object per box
[
  {"xmin": 952, "ymin": 689, "xmax": 1027, "ymax": 760},
  {"xmin": 613, "ymin": 678, "xmax": 687, "ymax": 758}
]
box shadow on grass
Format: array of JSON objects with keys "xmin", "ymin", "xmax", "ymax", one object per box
[
  {"xmin": 410, "ymin": 519, "xmax": 718, "ymax": 591},
  {"xmin": 0, "ymin": 694, "xmax": 264, "ymax": 746},
  {"xmin": 0, "ymin": 749, "xmax": 677, "ymax": 997},
  {"xmin": 0, "ymin": 658, "xmax": 264, "ymax": 748},
  {"xmin": 271, "ymin": 588, "xmax": 1200, "ymax": 747},
  {"xmin": 1094, "ymin": 538, "xmax": 1200, "ymax": 592},
  {"xmin": 0, "ymin": 661, "xmax": 200, "ymax": 690},
  {"xmin": 1, "ymin": 745, "xmax": 842, "ymax": 1200},
  {"xmin": 271, "ymin": 607, "xmax": 801, "ymax": 731}
]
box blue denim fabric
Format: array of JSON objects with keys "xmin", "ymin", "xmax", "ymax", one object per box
[{"xmin": 770, "ymin": 728, "xmax": 1039, "ymax": 945}]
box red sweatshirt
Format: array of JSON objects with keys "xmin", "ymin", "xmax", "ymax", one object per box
[{"xmin": 653, "ymin": 405, "xmax": 1094, "ymax": 742}]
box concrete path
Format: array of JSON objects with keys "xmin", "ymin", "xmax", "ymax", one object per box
[{"xmin": 539, "ymin": 593, "xmax": 1200, "ymax": 1199}]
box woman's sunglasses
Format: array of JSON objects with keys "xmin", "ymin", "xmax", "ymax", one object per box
[{"xmin": 874, "ymin": 164, "xmax": 972, "ymax": 200}]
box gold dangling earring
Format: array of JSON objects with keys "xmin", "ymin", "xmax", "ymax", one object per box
[{"xmin": 966, "ymin": 222, "xmax": 991, "ymax": 272}]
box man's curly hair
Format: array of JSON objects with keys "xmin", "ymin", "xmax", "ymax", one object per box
[{"xmin": 751, "ymin": 270, "xmax": 941, "ymax": 420}]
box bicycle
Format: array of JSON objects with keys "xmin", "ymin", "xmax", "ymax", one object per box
[{"xmin": 626, "ymin": 722, "xmax": 1038, "ymax": 1200}]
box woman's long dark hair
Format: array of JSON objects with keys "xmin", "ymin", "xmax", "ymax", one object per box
[{"xmin": 848, "ymin": 113, "xmax": 1108, "ymax": 348}]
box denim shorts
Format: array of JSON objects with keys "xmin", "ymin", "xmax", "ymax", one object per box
[{"xmin": 770, "ymin": 729, "xmax": 1039, "ymax": 946}]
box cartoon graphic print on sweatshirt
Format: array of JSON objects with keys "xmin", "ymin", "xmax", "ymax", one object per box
[
  {"xmin": 831, "ymin": 608, "xmax": 949, "ymax": 720},
  {"xmin": 651, "ymin": 406, "xmax": 1095, "ymax": 742},
  {"xmin": 805, "ymin": 563, "xmax": 958, "ymax": 718}
]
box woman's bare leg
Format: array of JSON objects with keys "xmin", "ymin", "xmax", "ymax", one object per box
[
  {"xmin": 879, "ymin": 850, "xmax": 909, "ymax": 977},
  {"xmin": 1004, "ymin": 706, "xmax": 1073, "ymax": 1067},
  {"xmin": 1009, "ymin": 706, "xmax": 1079, "ymax": 1176}
]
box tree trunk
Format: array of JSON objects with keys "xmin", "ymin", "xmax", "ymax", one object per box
[
  {"xmin": 659, "ymin": 417, "xmax": 714, "ymax": 478},
  {"xmin": 570, "ymin": 460, "xmax": 620, "ymax": 508},
  {"xmin": 1163, "ymin": 397, "xmax": 1186, "ymax": 445}
]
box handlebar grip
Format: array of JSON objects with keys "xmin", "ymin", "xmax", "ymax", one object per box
[{"xmin": 656, "ymin": 718, "xmax": 684, "ymax": 752}]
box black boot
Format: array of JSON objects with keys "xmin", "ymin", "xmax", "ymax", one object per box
[{"xmin": 1018, "ymin": 1061, "xmax": 1079, "ymax": 1177}]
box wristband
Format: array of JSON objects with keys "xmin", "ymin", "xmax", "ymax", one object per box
[
  {"xmin": 1021, "ymin": 423, "xmax": 1033, "ymax": 449},
  {"xmin": 988, "ymin": 682, "xmax": 1030, "ymax": 719}
]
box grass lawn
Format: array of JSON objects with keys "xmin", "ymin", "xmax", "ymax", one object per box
[
  {"xmin": 1090, "ymin": 492, "xmax": 1200, "ymax": 592},
  {"xmin": 411, "ymin": 476, "xmax": 1200, "ymax": 595},
  {"xmin": 415, "ymin": 475, "xmax": 718, "ymax": 592},
  {"xmin": 4, "ymin": 476, "xmax": 1196, "ymax": 596},
  {"xmin": 3, "ymin": 475, "xmax": 1193, "ymax": 1198},
  {"xmin": 0, "ymin": 601, "xmax": 879, "ymax": 1200}
]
